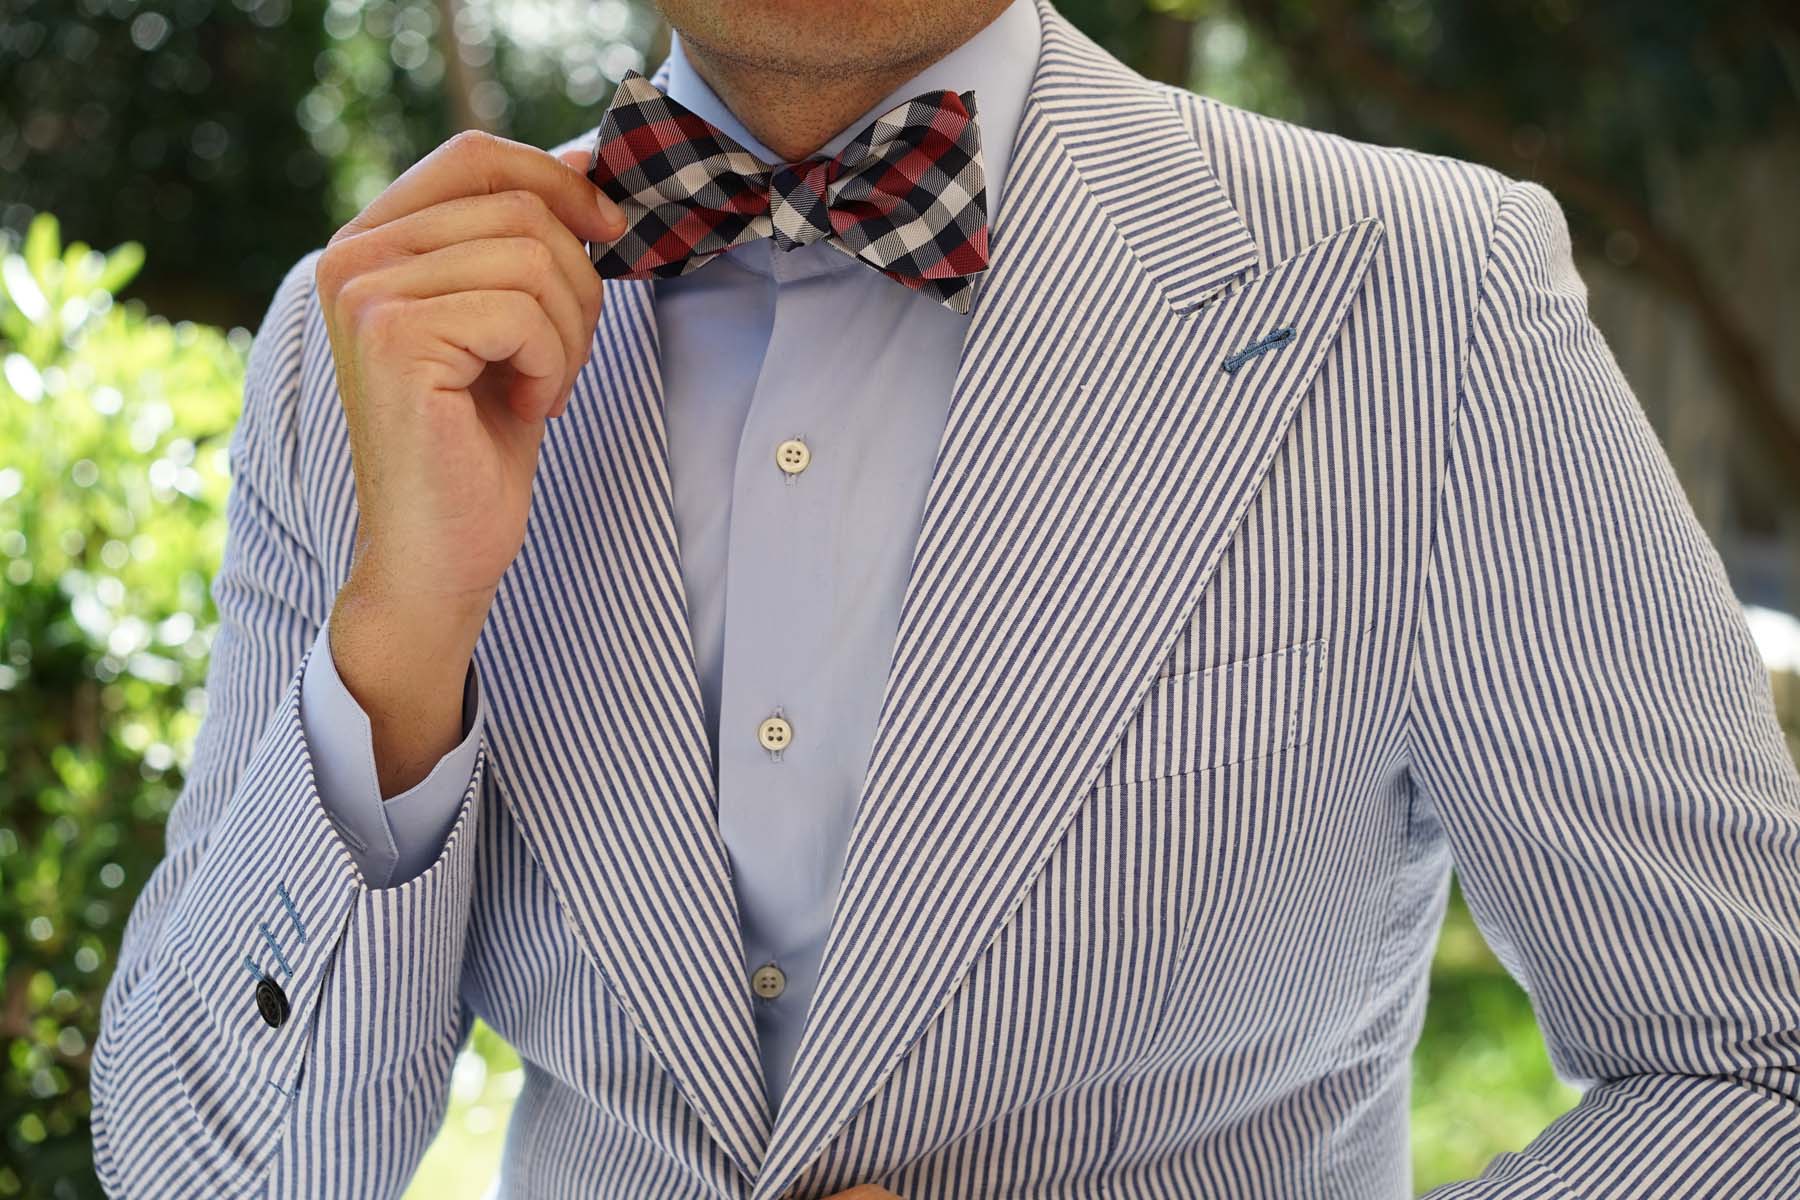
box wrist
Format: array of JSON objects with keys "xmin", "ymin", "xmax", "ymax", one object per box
[
  {"xmin": 328, "ymin": 574, "xmax": 490, "ymax": 798},
  {"xmin": 330, "ymin": 578, "xmax": 488, "ymax": 676}
]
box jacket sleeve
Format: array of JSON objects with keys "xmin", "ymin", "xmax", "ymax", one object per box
[
  {"xmin": 1409, "ymin": 177, "xmax": 1800, "ymax": 1198},
  {"xmin": 90, "ymin": 249, "xmax": 489, "ymax": 1198}
]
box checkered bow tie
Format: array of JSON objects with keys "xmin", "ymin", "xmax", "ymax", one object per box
[{"xmin": 586, "ymin": 70, "xmax": 991, "ymax": 314}]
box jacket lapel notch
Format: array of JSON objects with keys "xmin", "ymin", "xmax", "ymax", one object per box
[{"xmin": 479, "ymin": 276, "xmax": 772, "ymax": 1186}]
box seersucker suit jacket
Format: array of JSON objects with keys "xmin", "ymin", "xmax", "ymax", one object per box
[{"xmin": 91, "ymin": 0, "xmax": 1800, "ymax": 1196}]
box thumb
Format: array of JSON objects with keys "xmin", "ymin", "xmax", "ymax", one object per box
[{"xmin": 559, "ymin": 145, "xmax": 628, "ymax": 244}]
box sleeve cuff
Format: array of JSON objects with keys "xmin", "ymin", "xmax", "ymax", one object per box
[
  {"xmin": 298, "ymin": 617, "xmax": 486, "ymax": 887},
  {"xmin": 117, "ymin": 644, "xmax": 489, "ymax": 1190}
]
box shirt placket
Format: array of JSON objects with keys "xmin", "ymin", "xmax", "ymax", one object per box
[{"xmin": 714, "ymin": 243, "xmax": 850, "ymax": 1112}]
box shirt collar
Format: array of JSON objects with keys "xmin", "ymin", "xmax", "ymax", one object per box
[{"xmin": 659, "ymin": 0, "xmax": 1040, "ymax": 281}]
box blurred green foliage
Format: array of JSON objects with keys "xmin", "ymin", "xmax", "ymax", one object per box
[
  {"xmin": 0, "ymin": 0, "xmax": 660, "ymax": 330},
  {"xmin": 0, "ymin": 0, "xmax": 334, "ymax": 328},
  {"xmin": 1411, "ymin": 886, "xmax": 1582, "ymax": 1190},
  {"xmin": 0, "ymin": 213, "xmax": 245, "ymax": 1197}
]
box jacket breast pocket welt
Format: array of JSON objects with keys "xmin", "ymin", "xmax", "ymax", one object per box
[{"xmin": 1095, "ymin": 637, "xmax": 1327, "ymax": 788}]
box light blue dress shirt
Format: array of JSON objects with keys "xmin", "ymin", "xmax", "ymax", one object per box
[{"xmin": 298, "ymin": 0, "xmax": 1040, "ymax": 1118}]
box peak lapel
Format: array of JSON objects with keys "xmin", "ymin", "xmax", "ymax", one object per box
[
  {"xmin": 749, "ymin": 4, "xmax": 1387, "ymax": 1197},
  {"xmin": 476, "ymin": 273, "xmax": 771, "ymax": 1188}
]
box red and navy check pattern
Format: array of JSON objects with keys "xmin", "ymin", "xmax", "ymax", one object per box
[{"xmin": 587, "ymin": 70, "xmax": 991, "ymax": 314}]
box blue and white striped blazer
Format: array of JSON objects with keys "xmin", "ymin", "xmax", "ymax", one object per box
[{"xmin": 91, "ymin": 0, "xmax": 1800, "ymax": 1195}]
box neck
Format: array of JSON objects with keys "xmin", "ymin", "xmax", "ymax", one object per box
[
  {"xmin": 668, "ymin": 0, "xmax": 1015, "ymax": 165},
  {"xmin": 675, "ymin": 48, "xmax": 946, "ymax": 164}
]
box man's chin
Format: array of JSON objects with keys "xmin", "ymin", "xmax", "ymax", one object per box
[{"xmin": 660, "ymin": 0, "xmax": 950, "ymax": 79}]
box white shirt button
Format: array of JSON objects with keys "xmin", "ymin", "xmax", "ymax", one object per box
[
  {"xmin": 757, "ymin": 714, "xmax": 793, "ymax": 752},
  {"xmin": 774, "ymin": 437, "xmax": 811, "ymax": 475},
  {"xmin": 751, "ymin": 963, "xmax": 787, "ymax": 999}
]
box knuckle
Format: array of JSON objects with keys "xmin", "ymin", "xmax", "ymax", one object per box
[
  {"xmin": 323, "ymin": 213, "xmax": 370, "ymax": 253},
  {"xmin": 316, "ymin": 236, "xmax": 388, "ymax": 311},
  {"xmin": 313, "ymin": 244, "xmax": 348, "ymax": 300},
  {"xmin": 498, "ymin": 187, "xmax": 549, "ymax": 228},
  {"xmin": 355, "ymin": 297, "xmax": 408, "ymax": 351},
  {"xmin": 519, "ymin": 238, "xmax": 556, "ymax": 276},
  {"xmin": 334, "ymin": 272, "xmax": 382, "ymax": 321},
  {"xmin": 445, "ymin": 127, "xmax": 495, "ymax": 159}
]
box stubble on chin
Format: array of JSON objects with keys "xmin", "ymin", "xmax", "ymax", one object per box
[{"xmin": 654, "ymin": 0, "xmax": 976, "ymax": 83}]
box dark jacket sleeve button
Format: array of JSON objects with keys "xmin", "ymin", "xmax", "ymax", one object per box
[{"xmin": 254, "ymin": 974, "xmax": 290, "ymax": 1029}]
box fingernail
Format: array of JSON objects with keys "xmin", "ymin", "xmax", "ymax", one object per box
[{"xmin": 596, "ymin": 194, "xmax": 625, "ymax": 237}]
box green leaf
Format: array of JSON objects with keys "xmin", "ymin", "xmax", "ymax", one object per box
[
  {"xmin": 1, "ymin": 254, "xmax": 51, "ymax": 326},
  {"xmin": 96, "ymin": 243, "xmax": 146, "ymax": 297},
  {"xmin": 23, "ymin": 212, "xmax": 60, "ymax": 283}
]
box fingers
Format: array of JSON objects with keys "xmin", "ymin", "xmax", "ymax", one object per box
[
  {"xmin": 319, "ymin": 181, "xmax": 611, "ymax": 420},
  {"xmin": 314, "ymin": 130, "xmax": 628, "ymax": 430},
  {"xmin": 372, "ymin": 289, "xmax": 566, "ymax": 422},
  {"xmin": 556, "ymin": 145, "xmax": 595, "ymax": 176},
  {"xmin": 333, "ymin": 129, "xmax": 626, "ymax": 248},
  {"xmin": 336, "ymin": 238, "xmax": 591, "ymax": 408},
  {"xmin": 332, "ymin": 187, "xmax": 603, "ymax": 317}
]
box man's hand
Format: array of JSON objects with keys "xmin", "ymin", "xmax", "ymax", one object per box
[{"xmin": 312, "ymin": 130, "xmax": 625, "ymax": 797}]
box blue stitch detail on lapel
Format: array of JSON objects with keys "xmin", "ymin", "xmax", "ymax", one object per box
[
  {"xmin": 243, "ymin": 955, "xmax": 264, "ymax": 980},
  {"xmin": 1221, "ymin": 326, "xmax": 1297, "ymax": 375},
  {"xmin": 275, "ymin": 882, "xmax": 307, "ymax": 942},
  {"xmin": 258, "ymin": 922, "xmax": 295, "ymax": 978}
]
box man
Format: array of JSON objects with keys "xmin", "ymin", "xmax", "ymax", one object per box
[{"xmin": 91, "ymin": 0, "xmax": 1800, "ymax": 1195}]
